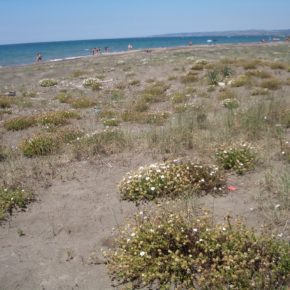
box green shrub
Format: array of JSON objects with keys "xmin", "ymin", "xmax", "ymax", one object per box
[
  {"xmin": 20, "ymin": 134, "xmax": 60, "ymax": 157},
  {"xmin": 245, "ymin": 70, "xmax": 272, "ymax": 79},
  {"xmin": 119, "ymin": 160, "xmax": 226, "ymax": 202},
  {"xmin": 142, "ymin": 82, "xmax": 169, "ymax": 101},
  {"xmin": 54, "ymin": 92, "xmax": 71, "ymax": 103},
  {"xmin": 222, "ymin": 98, "xmax": 240, "ymax": 109},
  {"xmin": 251, "ymin": 87, "xmax": 269, "ymax": 96},
  {"xmin": 4, "ymin": 116, "xmax": 37, "ymax": 131},
  {"xmin": 0, "ymin": 188, "xmax": 33, "ymax": 220},
  {"xmin": 38, "ymin": 111, "xmax": 80, "ymax": 127},
  {"xmin": 105, "ymin": 209, "xmax": 290, "ymax": 290},
  {"xmin": 39, "ymin": 79, "xmax": 58, "ymax": 87},
  {"xmin": 103, "ymin": 118, "xmax": 119, "ymax": 127},
  {"xmin": 144, "ymin": 112, "xmax": 170, "ymax": 125},
  {"xmin": 22, "ymin": 91, "xmax": 37, "ymax": 98},
  {"xmin": 207, "ymin": 70, "xmax": 220, "ymax": 85},
  {"xmin": 82, "ymin": 78, "xmax": 101, "ymax": 91},
  {"xmin": 215, "ymin": 142, "xmax": 257, "ymax": 174}
]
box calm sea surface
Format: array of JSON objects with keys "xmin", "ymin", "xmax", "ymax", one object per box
[{"xmin": 0, "ymin": 35, "xmax": 281, "ymax": 67}]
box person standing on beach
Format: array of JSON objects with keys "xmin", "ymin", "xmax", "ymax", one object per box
[
  {"xmin": 128, "ymin": 44, "xmax": 133, "ymax": 50},
  {"xmin": 36, "ymin": 52, "xmax": 42, "ymax": 62}
]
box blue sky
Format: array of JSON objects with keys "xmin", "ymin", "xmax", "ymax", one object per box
[{"xmin": 0, "ymin": 0, "xmax": 289, "ymax": 44}]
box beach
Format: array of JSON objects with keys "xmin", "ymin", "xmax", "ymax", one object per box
[{"xmin": 0, "ymin": 42, "xmax": 290, "ymax": 289}]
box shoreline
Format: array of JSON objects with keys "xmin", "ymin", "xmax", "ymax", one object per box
[{"xmin": 0, "ymin": 41, "xmax": 287, "ymax": 70}]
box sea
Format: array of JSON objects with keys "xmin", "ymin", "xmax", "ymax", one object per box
[{"xmin": 0, "ymin": 35, "xmax": 283, "ymax": 67}]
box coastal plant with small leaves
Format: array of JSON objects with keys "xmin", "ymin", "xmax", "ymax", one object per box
[
  {"xmin": 0, "ymin": 188, "xmax": 33, "ymax": 220},
  {"xmin": 103, "ymin": 118, "xmax": 119, "ymax": 127},
  {"xmin": 222, "ymin": 98, "xmax": 240, "ymax": 109},
  {"xmin": 38, "ymin": 110, "xmax": 80, "ymax": 127},
  {"xmin": 215, "ymin": 142, "xmax": 257, "ymax": 174},
  {"xmin": 39, "ymin": 79, "xmax": 58, "ymax": 87},
  {"xmin": 105, "ymin": 209, "xmax": 290, "ymax": 290},
  {"xmin": 82, "ymin": 78, "xmax": 101, "ymax": 91},
  {"xmin": 119, "ymin": 160, "xmax": 226, "ymax": 202}
]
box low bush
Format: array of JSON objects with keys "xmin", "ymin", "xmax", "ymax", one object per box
[
  {"xmin": 4, "ymin": 116, "xmax": 37, "ymax": 131},
  {"xmin": 103, "ymin": 118, "xmax": 120, "ymax": 127},
  {"xmin": 251, "ymin": 87, "xmax": 269, "ymax": 96},
  {"xmin": 69, "ymin": 97, "xmax": 97, "ymax": 109},
  {"xmin": 0, "ymin": 188, "xmax": 33, "ymax": 220},
  {"xmin": 142, "ymin": 82, "xmax": 170, "ymax": 101},
  {"xmin": 215, "ymin": 142, "xmax": 257, "ymax": 174},
  {"xmin": 269, "ymin": 62, "xmax": 287, "ymax": 70},
  {"xmin": 119, "ymin": 160, "xmax": 226, "ymax": 202},
  {"xmin": 128, "ymin": 79, "xmax": 140, "ymax": 86},
  {"xmin": 73, "ymin": 130, "xmax": 130, "ymax": 158},
  {"xmin": 105, "ymin": 209, "xmax": 290, "ymax": 290},
  {"xmin": 82, "ymin": 78, "xmax": 102, "ymax": 91},
  {"xmin": 217, "ymin": 89, "xmax": 236, "ymax": 100},
  {"xmin": 38, "ymin": 110, "xmax": 80, "ymax": 127},
  {"xmin": 20, "ymin": 134, "xmax": 60, "ymax": 157},
  {"xmin": 39, "ymin": 79, "xmax": 58, "ymax": 87},
  {"xmin": 180, "ymin": 72, "xmax": 198, "ymax": 84},
  {"xmin": 207, "ymin": 70, "xmax": 220, "ymax": 85},
  {"xmin": 231, "ymin": 75, "xmax": 250, "ymax": 87},
  {"xmin": 222, "ymin": 98, "xmax": 240, "ymax": 109}
]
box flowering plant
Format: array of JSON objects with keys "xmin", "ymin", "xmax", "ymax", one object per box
[
  {"xmin": 105, "ymin": 209, "xmax": 290, "ymax": 289},
  {"xmin": 215, "ymin": 142, "xmax": 257, "ymax": 174},
  {"xmin": 119, "ymin": 160, "xmax": 226, "ymax": 202}
]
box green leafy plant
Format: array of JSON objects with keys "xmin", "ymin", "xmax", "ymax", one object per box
[
  {"xmin": 207, "ymin": 70, "xmax": 220, "ymax": 85},
  {"xmin": 215, "ymin": 142, "xmax": 257, "ymax": 174},
  {"xmin": 105, "ymin": 209, "xmax": 290, "ymax": 290},
  {"xmin": 39, "ymin": 79, "xmax": 58, "ymax": 87},
  {"xmin": 0, "ymin": 188, "xmax": 33, "ymax": 220},
  {"xmin": 103, "ymin": 118, "xmax": 120, "ymax": 127},
  {"xmin": 0, "ymin": 96, "xmax": 12, "ymax": 108},
  {"xmin": 119, "ymin": 160, "xmax": 226, "ymax": 202}
]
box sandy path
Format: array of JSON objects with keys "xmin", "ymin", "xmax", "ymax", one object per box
[{"xmin": 0, "ymin": 156, "xmax": 141, "ymax": 290}]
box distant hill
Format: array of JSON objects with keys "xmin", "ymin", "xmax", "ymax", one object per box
[{"xmin": 153, "ymin": 29, "xmax": 290, "ymax": 37}]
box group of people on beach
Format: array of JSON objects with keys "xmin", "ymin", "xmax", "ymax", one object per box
[{"xmin": 92, "ymin": 47, "xmax": 109, "ymax": 55}]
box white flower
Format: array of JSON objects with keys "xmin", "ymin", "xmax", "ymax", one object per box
[
  {"xmin": 275, "ymin": 204, "xmax": 281, "ymax": 209},
  {"xmin": 140, "ymin": 251, "xmax": 146, "ymax": 256},
  {"xmin": 131, "ymin": 233, "xmax": 136, "ymax": 237},
  {"xmin": 160, "ymin": 175, "xmax": 165, "ymax": 179},
  {"xmin": 222, "ymin": 227, "xmax": 226, "ymax": 231},
  {"xmin": 145, "ymin": 177, "xmax": 150, "ymax": 181},
  {"xmin": 150, "ymin": 187, "xmax": 155, "ymax": 191},
  {"xmin": 193, "ymin": 228, "xmax": 198, "ymax": 232}
]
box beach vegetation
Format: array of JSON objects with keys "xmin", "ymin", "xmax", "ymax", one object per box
[
  {"xmin": 83, "ymin": 78, "xmax": 102, "ymax": 91},
  {"xmin": 4, "ymin": 115, "xmax": 37, "ymax": 131},
  {"xmin": 222, "ymin": 98, "xmax": 240, "ymax": 109},
  {"xmin": 72, "ymin": 130, "xmax": 130, "ymax": 159},
  {"xmin": 171, "ymin": 92, "xmax": 189, "ymax": 104},
  {"xmin": 38, "ymin": 110, "xmax": 80, "ymax": 127},
  {"xmin": 251, "ymin": 87, "xmax": 269, "ymax": 96},
  {"xmin": 215, "ymin": 142, "xmax": 257, "ymax": 174},
  {"xmin": 217, "ymin": 89, "xmax": 236, "ymax": 100},
  {"xmin": 20, "ymin": 133, "xmax": 60, "ymax": 157},
  {"xmin": 0, "ymin": 188, "xmax": 33, "ymax": 220},
  {"xmin": 0, "ymin": 96, "xmax": 13, "ymax": 108},
  {"xmin": 105, "ymin": 209, "xmax": 290, "ymax": 290},
  {"xmin": 207, "ymin": 69, "xmax": 220, "ymax": 85},
  {"xmin": 128, "ymin": 79, "xmax": 140, "ymax": 86},
  {"xmin": 39, "ymin": 79, "xmax": 58, "ymax": 87},
  {"xmin": 180, "ymin": 71, "xmax": 198, "ymax": 84},
  {"xmin": 269, "ymin": 62, "xmax": 287, "ymax": 70},
  {"xmin": 231, "ymin": 75, "xmax": 250, "ymax": 87},
  {"xmin": 119, "ymin": 160, "xmax": 226, "ymax": 202},
  {"xmin": 260, "ymin": 78, "xmax": 282, "ymax": 90},
  {"xmin": 69, "ymin": 97, "xmax": 97, "ymax": 109},
  {"xmin": 103, "ymin": 118, "xmax": 120, "ymax": 127},
  {"xmin": 245, "ymin": 70, "xmax": 272, "ymax": 79}
]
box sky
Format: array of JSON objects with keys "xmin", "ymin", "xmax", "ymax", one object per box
[{"xmin": 0, "ymin": 0, "xmax": 290, "ymax": 45}]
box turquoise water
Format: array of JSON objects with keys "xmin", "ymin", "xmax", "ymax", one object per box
[{"xmin": 0, "ymin": 35, "xmax": 279, "ymax": 67}]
